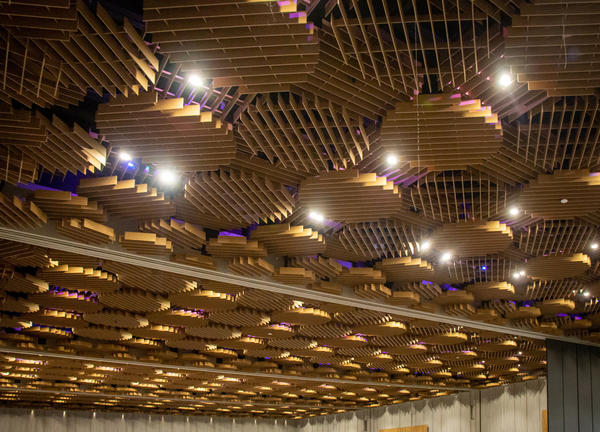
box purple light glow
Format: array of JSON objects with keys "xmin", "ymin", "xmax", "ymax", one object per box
[{"xmin": 218, "ymin": 231, "xmax": 244, "ymax": 237}]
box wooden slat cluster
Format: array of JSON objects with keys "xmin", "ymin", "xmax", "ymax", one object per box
[
  {"xmin": 0, "ymin": 192, "xmax": 46, "ymax": 228},
  {"xmin": 238, "ymin": 94, "xmax": 370, "ymax": 173},
  {"xmin": 96, "ymin": 93, "xmax": 235, "ymax": 172},
  {"xmin": 505, "ymin": 2, "xmax": 600, "ymax": 97},
  {"xmin": 38, "ymin": 264, "xmax": 120, "ymax": 294},
  {"xmin": 77, "ymin": 176, "xmax": 175, "ymax": 220},
  {"xmin": 502, "ymin": 98, "xmax": 600, "ymax": 174},
  {"xmin": 185, "ymin": 169, "xmax": 294, "ymax": 226},
  {"xmin": 381, "ymin": 94, "xmax": 502, "ymax": 171},
  {"xmin": 430, "ymin": 221, "xmax": 513, "ymax": 257},
  {"xmin": 0, "ymin": 240, "xmax": 54, "ymax": 267},
  {"xmin": 289, "ymin": 256, "xmax": 343, "ymax": 279},
  {"xmin": 525, "ymin": 253, "xmax": 591, "ymax": 280},
  {"xmin": 139, "ymin": 219, "xmax": 205, "ymax": 250},
  {"xmin": 0, "ymin": 107, "xmax": 106, "ymax": 178},
  {"xmin": 205, "ymin": 235, "xmax": 267, "ymax": 258},
  {"xmin": 465, "ymin": 281, "xmax": 515, "ymax": 300},
  {"xmin": 143, "ymin": 0, "xmax": 318, "ymax": 93},
  {"xmin": 292, "ymin": 26, "xmax": 405, "ymax": 120},
  {"xmin": 56, "ymin": 218, "xmax": 114, "ymax": 244},
  {"xmin": 336, "ymin": 220, "xmax": 423, "ymax": 260},
  {"xmin": 272, "ymin": 267, "xmax": 316, "ymax": 285},
  {"xmin": 0, "ymin": 0, "xmax": 156, "ymax": 108},
  {"xmin": 250, "ymin": 223, "xmax": 326, "ymax": 256},
  {"xmin": 299, "ymin": 169, "xmax": 403, "ymax": 223},
  {"xmin": 377, "ymin": 257, "xmax": 435, "ymax": 283},
  {"xmin": 29, "ymin": 290, "xmax": 102, "ymax": 313},
  {"xmin": 228, "ymin": 257, "xmax": 274, "ymax": 277},
  {"xmin": 119, "ymin": 231, "xmax": 173, "ymax": 255},
  {"xmin": 516, "ymin": 220, "xmax": 595, "ymax": 256},
  {"xmin": 408, "ymin": 171, "xmax": 507, "ymax": 223},
  {"xmin": 102, "ymin": 260, "xmax": 195, "ymax": 295},
  {"xmin": 517, "ymin": 170, "xmax": 600, "ymax": 219},
  {"xmin": 31, "ymin": 189, "xmax": 106, "ymax": 222}
]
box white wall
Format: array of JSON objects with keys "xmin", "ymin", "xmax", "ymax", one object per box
[
  {"xmin": 296, "ymin": 378, "xmax": 547, "ymax": 432},
  {"xmin": 0, "ymin": 380, "xmax": 547, "ymax": 432},
  {"xmin": 0, "ymin": 407, "xmax": 295, "ymax": 432}
]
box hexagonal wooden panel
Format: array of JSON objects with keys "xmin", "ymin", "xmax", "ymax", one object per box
[
  {"xmin": 143, "ymin": 0, "xmax": 318, "ymax": 93},
  {"xmin": 0, "ymin": 192, "xmax": 46, "ymax": 229},
  {"xmin": 97, "ymin": 93, "xmax": 235, "ymax": 172},
  {"xmin": 430, "ymin": 221, "xmax": 513, "ymax": 257},
  {"xmin": 377, "ymin": 257, "xmax": 435, "ymax": 283},
  {"xmin": 517, "ymin": 170, "xmax": 600, "ymax": 219},
  {"xmin": 250, "ymin": 223, "xmax": 326, "ymax": 256},
  {"xmin": 299, "ymin": 170, "xmax": 403, "ymax": 223},
  {"xmin": 526, "ymin": 254, "xmax": 591, "ymax": 280},
  {"xmin": 381, "ymin": 94, "xmax": 502, "ymax": 171},
  {"xmin": 38, "ymin": 265, "xmax": 120, "ymax": 294},
  {"xmin": 56, "ymin": 218, "xmax": 115, "ymax": 245},
  {"xmin": 77, "ymin": 176, "xmax": 175, "ymax": 220}
]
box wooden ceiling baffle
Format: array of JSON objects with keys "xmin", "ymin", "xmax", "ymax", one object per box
[
  {"xmin": 143, "ymin": 0, "xmax": 318, "ymax": 94},
  {"xmin": 184, "ymin": 169, "xmax": 294, "ymax": 226},
  {"xmin": 381, "ymin": 94, "xmax": 502, "ymax": 171},
  {"xmin": 96, "ymin": 92, "xmax": 235, "ymax": 172},
  {"xmin": 0, "ymin": 0, "xmax": 157, "ymax": 108},
  {"xmin": 526, "ymin": 253, "xmax": 592, "ymax": 280},
  {"xmin": 31, "ymin": 190, "xmax": 107, "ymax": 222},
  {"xmin": 250, "ymin": 223, "xmax": 326, "ymax": 256},
  {"xmin": 237, "ymin": 94, "xmax": 371, "ymax": 173},
  {"xmin": 139, "ymin": 219, "xmax": 205, "ymax": 250},
  {"xmin": 56, "ymin": 218, "xmax": 115, "ymax": 245},
  {"xmin": 76, "ymin": 176, "xmax": 175, "ymax": 220},
  {"xmin": 505, "ymin": 1, "xmax": 600, "ymax": 97},
  {"xmin": 430, "ymin": 221, "xmax": 513, "ymax": 257},
  {"xmin": 517, "ymin": 170, "xmax": 600, "ymax": 219},
  {"xmin": 335, "ymin": 220, "xmax": 424, "ymax": 260},
  {"xmin": 0, "ymin": 105, "xmax": 106, "ymax": 179},
  {"xmin": 299, "ymin": 169, "xmax": 404, "ymax": 223},
  {"xmin": 0, "ymin": 192, "xmax": 46, "ymax": 228}
]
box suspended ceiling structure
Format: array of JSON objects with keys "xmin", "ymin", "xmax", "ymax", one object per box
[{"xmin": 0, "ymin": 0, "xmax": 597, "ymax": 420}]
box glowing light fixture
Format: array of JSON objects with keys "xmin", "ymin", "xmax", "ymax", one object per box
[
  {"xmin": 440, "ymin": 251, "xmax": 452, "ymax": 262},
  {"xmin": 421, "ymin": 240, "xmax": 431, "ymax": 251},
  {"xmin": 157, "ymin": 169, "xmax": 178, "ymax": 186},
  {"xmin": 308, "ymin": 211, "xmax": 324, "ymax": 223},
  {"xmin": 119, "ymin": 152, "xmax": 132, "ymax": 162},
  {"xmin": 188, "ymin": 74, "xmax": 204, "ymax": 87},
  {"xmin": 386, "ymin": 154, "xmax": 398, "ymax": 166},
  {"xmin": 509, "ymin": 207, "xmax": 520, "ymax": 216},
  {"xmin": 498, "ymin": 73, "xmax": 513, "ymax": 88}
]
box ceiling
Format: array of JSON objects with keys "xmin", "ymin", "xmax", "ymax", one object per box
[{"xmin": 0, "ymin": 0, "xmax": 598, "ymax": 419}]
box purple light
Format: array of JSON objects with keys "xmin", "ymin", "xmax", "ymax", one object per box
[
  {"xmin": 335, "ymin": 259, "xmax": 352, "ymax": 269},
  {"xmin": 557, "ymin": 313, "xmax": 569, "ymax": 317},
  {"xmin": 127, "ymin": 162, "xmax": 135, "ymax": 168},
  {"xmin": 144, "ymin": 166, "xmax": 150, "ymax": 173},
  {"xmin": 422, "ymin": 280, "xmax": 433, "ymax": 285},
  {"xmin": 480, "ymin": 266, "xmax": 487, "ymax": 271},
  {"xmin": 218, "ymin": 231, "xmax": 244, "ymax": 237}
]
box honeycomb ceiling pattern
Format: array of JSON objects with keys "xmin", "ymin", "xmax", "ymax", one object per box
[{"xmin": 0, "ymin": 0, "xmax": 598, "ymax": 420}]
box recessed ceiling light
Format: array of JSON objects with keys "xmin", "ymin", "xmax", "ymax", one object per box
[
  {"xmin": 584, "ymin": 291, "xmax": 590, "ymax": 297},
  {"xmin": 440, "ymin": 251, "xmax": 452, "ymax": 262},
  {"xmin": 421, "ymin": 240, "xmax": 431, "ymax": 251},
  {"xmin": 560, "ymin": 198, "xmax": 569, "ymax": 204},
  {"xmin": 509, "ymin": 207, "xmax": 519, "ymax": 216},
  {"xmin": 498, "ymin": 73, "xmax": 513, "ymax": 88},
  {"xmin": 157, "ymin": 169, "xmax": 178, "ymax": 185},
  {"xmin": 591, "ymin": 243, "xmax": 599, "ymax": 250},
  {"xmin": 308, "ymin": 211, "xmax": 324, "ymax": 223},
  {"xmin": 386, "ymin": 155, "xmax": 398, "ymax": 166},
  {"xmin": 512, "ymin": 272, "xmax": 521, "ymax": 279},
  {"xmin": 188, "ymin": 73, "xmax": 204, "ymax": 87},
  {"xmin": 519, "ymin": 270, "xmax": 525, "ymax": 276},
  {"xmin": 119, "ymin": 152, "xmax": 132, "ymax": 162}
]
